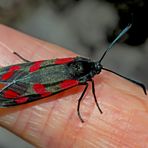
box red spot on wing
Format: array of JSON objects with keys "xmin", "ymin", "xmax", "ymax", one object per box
[
  {"xmin": 55, "ymin": 58, "xmax": 74, "ymax": 64},
  {"xmin": 15, "ymin": 97, "xmax": 28, "ymax": 104},
  {"xmin": 33, "ymin": 83, "xmax": 51, "ymax": 95},
  {"xmin": 29, "ymin": 61, "xmax": 43, "ymax": 72},
  {"xmin": 3, "ymin": 89, "xmax": 19, "ymax": 99},
  {"xmin": 10, "ymin": 65, "xmax": 21, "ymax": 71},
  {"xmin": 60, "ymin": 80, "xmax": 79, "ymax": 89},
  {"xmin": 0, "ymin": 83, "xmax": 5, "ymax": 89},
  {"xmin": 1, "ymin": 65, "xmax": 21, "ymax": 81},
  {"xmin": 2, "ymin": 71, "xmax": 14, "ymax": 81}
]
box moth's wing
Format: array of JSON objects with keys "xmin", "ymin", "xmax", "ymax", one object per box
[
  {"xmin": 0, "ymin": 57, "xmax": 74, "ymax": 81},
  {"xmin": 0, "ymin": 57, "xmax": 78, "ymax": 107},
  {"xmin": 0, "ymin": 79, "xmax": 79, "ymax": 107},
  {"xmin": 0, "ymin": 56, "xmax": 75, "ymax": 88}
]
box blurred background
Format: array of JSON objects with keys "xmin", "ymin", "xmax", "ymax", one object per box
[{"xmin": 0, "ymin": 0, "xmax": 148, "ymax": 147}]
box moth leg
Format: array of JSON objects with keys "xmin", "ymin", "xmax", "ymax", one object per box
[
  {"xmin": 13, "ymin": 52, "xmax": 31, "ymax": 62},
  {"xmin": 77, "ymin": 83, "xmax": 88, "ymax": 123},
  {"xmin": 90, "ymin": 79, "xmax": 103, "ymax": 114},
  {"xmin": 103, "ymin": 68, "xmax": 147, "ymax": 95}
]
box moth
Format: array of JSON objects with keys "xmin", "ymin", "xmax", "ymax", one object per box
[{"xmin": 0, "ymin": 24, "xmax": 146, "ymax": 122}]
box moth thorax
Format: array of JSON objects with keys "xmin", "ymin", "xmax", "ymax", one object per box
[{"xmin": 68, "ymin": 61, "xmax": 93, "ymax": 78}]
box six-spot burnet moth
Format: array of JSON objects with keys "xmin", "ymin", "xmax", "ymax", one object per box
[{"xmin": 0, "ymin": 24, "xmax": 147, "ymax": 122}]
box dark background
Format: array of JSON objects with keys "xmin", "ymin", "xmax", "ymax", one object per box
[{"xmin": 0, "ymin": 0, "xmax": 148, "ymax": 147}]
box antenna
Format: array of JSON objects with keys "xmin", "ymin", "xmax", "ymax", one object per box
[
  {"xmin": 99, "ymin": 23, "xmax": 147, "ymax": 95},
  {"xmin": 99, "ymin": 24, "xmax": 132, "ymax": 63}
]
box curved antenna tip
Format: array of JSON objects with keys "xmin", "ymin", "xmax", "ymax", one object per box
[{"xmin": 99, "ymin": 24, "xmax": 132, "ymax": 63}]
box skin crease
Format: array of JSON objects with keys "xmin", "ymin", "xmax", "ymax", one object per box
[{"xmin": 0, "ymin": 24, "xmax": 148, "ymax": 148}]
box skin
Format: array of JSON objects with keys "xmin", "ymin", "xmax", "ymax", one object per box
[{"xmin": 0, "ymin": 24, "xmax": 148, "ymax": 148}]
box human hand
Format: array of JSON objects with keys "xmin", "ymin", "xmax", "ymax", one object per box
[{"xmin": 0, "ymin": 24, "xmax": 148, "ymax": 148}]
